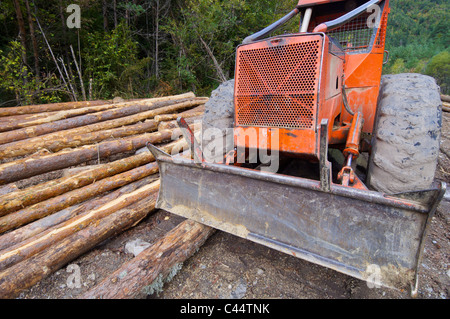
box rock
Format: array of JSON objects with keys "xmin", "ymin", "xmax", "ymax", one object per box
[
  {"xmin": 124, "ymin": 238, "xmax": 151, "ymax": 257},
  {"xmin": 113, "ymin": 97, "xmax": 125, "ymax": 104},
  {"xmin": 230, "ymin": 279, "xmax": 247, "ymax": 299}
]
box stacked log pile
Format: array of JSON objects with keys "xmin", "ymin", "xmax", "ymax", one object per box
[
  {"xmin": 442, "ymin": 94, "xmax": 450, "ymax": 112},
  {"xmin": 0, "ymin": 93, "xmax": 213, "ymax": 298}
]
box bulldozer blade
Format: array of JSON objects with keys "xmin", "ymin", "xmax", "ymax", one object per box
[{"xmin": 148, "ymin": 144, "xmax": 446, "ymax": 293}]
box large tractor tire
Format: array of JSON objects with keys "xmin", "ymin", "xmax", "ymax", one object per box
[
  {"xmin": 201, "ymin": 79, "xmax": 235, "ymax": 163},
  {"xmin": 366, "ymin": 73, "xmax": 442, "ymax": 194}
]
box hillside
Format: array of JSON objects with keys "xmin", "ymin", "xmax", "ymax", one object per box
[{"xmin": 384, "ymin": 0, "xmax": 449, "ymax": 93}]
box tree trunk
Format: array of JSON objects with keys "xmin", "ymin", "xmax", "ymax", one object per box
[
  {"xmin": 113, "ymin": 0, "xmax": 117, "ymax": 28},
  {"xmin": 154, "ymin": 110, "xmax": 204, "ymax": 122},
  {"xmin": 70, "ymin": 45, "xmax": 86, "ymax": 101},
  {"xmin": 34, "ymin": 13, "xmax": 71, "ymax": 100},
  {"xmin": 0, "ymin": 95, "xmax": 202, "ymax": 145},
  {"xmin": 199, "ymin": 37, "xmax": 227, "ymax": 83},
  {"xmin": 0, "ymin": 92, "xmax": 194, "ymax": 117},
  {"xmin": 0, "ymin": 100, "xmax": 147, "ymax": 133},
  {"xmin": 0, "ymin": 98, "xmax": 202, "ymax": 159},
  {"xmin": 12, "ymin": 0, "xmax": 27, "ymax": 66},
  {"xmin": 81, "ymin": 219, "xmax": 214, "ymax": 299},
  {"xmin": 0, "ymin": 117, "xmax": 158, "ymax": 160},
  {"xmin": 0, "ymin": 191, "xmax": 159, "ymax": 299},
  {"xmin": 0, "ymin": 180, "xmax": 160, "ymax": 271},
  {"xmin": 0, "ymin": 137, "xmax": 186, "ymax": 215},
  {"xmin": 0, "ymin": 98, "xmax": 204, "ymax": 158},
  {"xmin": 24, "ymin": 0, "xmax": 39, "ymax": 77},
  {"xmin": 0, "ymin": 176, "xmax": 155, "ymax": 252},
  {"xmin": 102, "ymin": 0, "xmax": 108, "ymax": 31},
  {"xmin": 0, "ymin": 162, "xmax": 160, "ymax": 233},
  {"xmin": 0, "ymin": 126, "xmax": 181, "ymax": 185},
  {"xmin": 59, "ymin": 56, "xmax": 78, "ymax": 101},
  {"xmin": 154, "ymin": 0, "xmax": 160, "ymax": 79},
  {"xmin": 157, "ymin": 116, "xmax": 201, "ymax": 131},
  {"xmin": 0, "ymin": 100, "xmax": 109, "ymax": 117},
  {"xmin": 58, "ymin": 0, "xmax": 71, "ymax": 88}
]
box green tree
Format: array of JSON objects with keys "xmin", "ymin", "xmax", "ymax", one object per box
[
  {"xmin": 0, "ymin": 40, "xmax": 61, "ymax": 105},
  {"xmin": 162, "ymin": 0, "xmax": 295, "ymax": 95},
  {"xmin": 425, "ymin": 51, "xmax": 450, "ymax": 94},
  {"xmin": 83, "ymin": 22, "xmax": 149, "ymax": 99}
]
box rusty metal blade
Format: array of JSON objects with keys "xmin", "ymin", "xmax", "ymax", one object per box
[{"xmin": 148, "ymin": 144, "xmax": 446, "ymax": 292}]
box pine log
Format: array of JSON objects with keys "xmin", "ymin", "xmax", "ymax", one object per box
[
  {"xmin": 0, "ymin": 180, "xmax": 160, "ymax": 271},
  {"xmin": 0, "ymin": 176, "xmax": 155, "ymax": 252},
  {"xmin": 0, "ymin": 138, "xmax": 187, "ymax": 215},
  {"xmin": 0, "ymin": 95, "xmax": 202, "ymax": 145},
  {"xmin": 0, "ymin": 128, "xmax": 178, "ymax": 185},
  {"xmin": 0, "ymin": 93, "xmax": 195, "ymax": 117},
  {"xmin": 443, "ymin": 102, "xmax": 450, "ymax": 112},
  {"xmin": 0, "ymin": 162, "xmax": 160, "ymax": 233},
  {"xmin": 0, "ymin": 189, "xmax": 159, "ymax": 299},
  {"xmin": 441, "ymin": 94, "xmax": 450, "ymax": 103},
  {"xmin": 0, "ymin": 112, "xmax": 57, "ymax": 132},
  {"xmin": 0, "ymin": 100, "xmax": 109, "ymax": 117},
  {"xmin": 154, "ymin": 104, "xmax": 205, "ymax": 129},
  {"xmin": 0, "ymin": 103, "xmax": 128, "ymax": 132},
  {"xmin": 0, "ymin": 93, "xmax": 196, "ymax": 132},
  {"xmin": 0, "ymin": 119, "xmax": 158, "ymax": 159},
  {"xmin": 81, "ymin": 219, "xmax": 214, "ymax": 299},
  {"xmin": 157, "ymin": 116, "xmax": 201, "ymax": 131},
  {"xmin": 0, "ymin": 98, "xmax": 206, "ymax": 158},
  {"xmin": 154, "ymin": 111, "xmax": 204, "ymax": 122},
  {"xmin": 0, "ymin": 95, "xmax": 196, "ymax": 131}
]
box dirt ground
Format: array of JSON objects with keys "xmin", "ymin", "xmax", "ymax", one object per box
[{"xmin": 17, "ymin": 112, "xmax": 449, "ymax": 300}]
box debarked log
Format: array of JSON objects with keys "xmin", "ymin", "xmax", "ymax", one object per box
[
  {"xmin": 0, "ymin": 162, "xmax": 160, "ymax": 233},
  {"xmin": 0, "ymin": 128, "xmax": 179, "ymax": 185},
  {"xmin": 81, "ymin": 219, "xmax": 214, "ymax": 299},
  {"xmin": 0, "ymin": 95, "xmax": 203, "ymax": 145},
  {"xmin": 0, "ymin": 100, "xmax": 109, "ymax": 117},
  {"xmin": 0, "ymin": 176, "xmax": 156, "ymax": 252},
  {"xmin": 0, "ymin": 137, "xmax": 187, "ymax": 215},
  {"xmin": 0, "ymin": 93, "xmax": 197, "ymax": 132},
  {"xmin": 0, "ymin": 98, "xmax": 206, "ymax": 158},
  {"xmin": 441, "ymin": 94, "xmax": 450, "ymax": 103},
  {"xmin": 0, "ymin": 180, "xmax": 161, "ymax": 271},
  {"xmin": 0, "ymin": 188, "xmax": 160, "ymax": 299},
  {"xmin": 154, "ymin": 111, "xmax": 204, "ymax": 122},
  {"xmin": 157, "ymin": 116, "xmax": 201, "ymax": 131},
  {"xmin": 0, "ymin": 119, "xmax": 158, "ymax": 159}
]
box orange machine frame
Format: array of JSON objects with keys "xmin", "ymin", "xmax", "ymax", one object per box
[{"xmin": 233, "ymin": 0, "xmax": 390, "ymax": 160}]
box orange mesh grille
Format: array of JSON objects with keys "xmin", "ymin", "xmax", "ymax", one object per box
[
  {"xmin": 375, "ymin": 8, "xmax": 389, "ymax": 48},
  {"xmin": 235, "ymin": 37, "xmax": 322, "ymax": 129},
  {"xmin": 325, "ymin": 13, "xmax": 374, "ymax": 53}
]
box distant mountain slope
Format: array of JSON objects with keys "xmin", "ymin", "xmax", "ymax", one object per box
[{"xmin": 383, "ymin": 0, "xmax": 449, "ymax": 93}]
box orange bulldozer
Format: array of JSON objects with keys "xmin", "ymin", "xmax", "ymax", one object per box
[{"xmin": 148, "ymin": 0, "xmax": 446, "ymax": 296}]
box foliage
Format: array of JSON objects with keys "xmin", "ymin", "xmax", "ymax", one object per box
[
  {"xmin": 0, "ymin": 0, "xmax": 448, "ymax": 105},
  {"xmin": 383, "ymin": 0, "xmax": 450, "ymax": 80},
  {"xmin": 83, "ymin": 22, "xmax": 149, "ymax": 99},
  {"xmin": 162, "ymin": 0, "xmax": 294, "ymax": 95},
  {"xmin": 425, "ymin": 51, "xmax": 450, "ymax": 94},
  {"xmin": 0, "ymin": 41, "xmax": 61, "ymax": 105}
]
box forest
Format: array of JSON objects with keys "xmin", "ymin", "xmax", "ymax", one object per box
[{"xmin": 0, "ymin": 0, "xmax": 448, "ymax": 107}]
